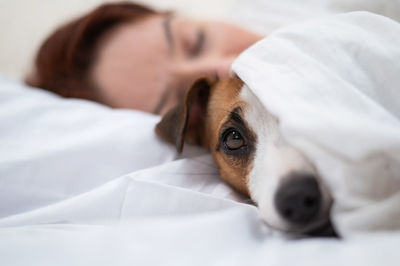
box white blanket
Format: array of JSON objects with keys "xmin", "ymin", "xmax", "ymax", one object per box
[{"xmin": 233, "ymin": 11, "xmax": 400, "ymax": 236}]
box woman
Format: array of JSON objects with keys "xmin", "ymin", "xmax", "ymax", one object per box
[{"xmin": 26, "ymin": 2, "xmax": 262, "ymax": 115}]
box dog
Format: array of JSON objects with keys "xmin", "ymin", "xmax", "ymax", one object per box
[{"xmin": 155, "ymin": 76, "xmax": 337, "ymax": 237}]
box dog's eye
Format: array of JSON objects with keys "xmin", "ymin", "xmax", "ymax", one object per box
[{"xmin": 223, "ymin": 129, "xmax": 245, "ymax": 150}]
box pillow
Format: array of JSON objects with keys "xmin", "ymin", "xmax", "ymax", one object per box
[{"xmin": 0, "ymin": 77, "xmax": 204, "ymax": 217}]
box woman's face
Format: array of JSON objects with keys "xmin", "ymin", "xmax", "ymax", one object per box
[{"xmin": 91, "ymin": 14, "xmax": 262, "ymax": 115}]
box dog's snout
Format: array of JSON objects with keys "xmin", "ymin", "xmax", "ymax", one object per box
[{"xmin": 274, "ymin": 173, "xmax": 321, "ymax": 225}]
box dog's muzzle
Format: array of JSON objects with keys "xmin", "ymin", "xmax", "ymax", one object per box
[{"xmin": 274, "ymin": 172, "xmax": 337, "ymax": 237}]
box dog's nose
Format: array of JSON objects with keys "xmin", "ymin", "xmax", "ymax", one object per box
[{"xmin": 274, "ymin": 173, "xmax": 321, "ymax": 225}]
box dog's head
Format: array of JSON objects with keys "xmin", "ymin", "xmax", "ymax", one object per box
[{"xmin": 156, "ymin": 76, "xmax": 336, "ymax": 237}]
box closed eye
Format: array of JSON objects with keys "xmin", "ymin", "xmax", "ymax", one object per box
[{"xmin": 190, "ymin": 30, "xmax": 205, "ymax": 57}]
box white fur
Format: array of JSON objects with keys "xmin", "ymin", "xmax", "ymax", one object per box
[{"xmin": 239, "ymin": 85, "xmax": 323, "ymax": 231}]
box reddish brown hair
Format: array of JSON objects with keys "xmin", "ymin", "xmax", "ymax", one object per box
[{"xmin": 26, "ymin": 2, "xmax": 158, "ymax": 100}]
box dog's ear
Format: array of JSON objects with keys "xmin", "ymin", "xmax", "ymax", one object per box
[{"xmin": 155, "ymin": 77, "xmax": 217, "ymax": 153}]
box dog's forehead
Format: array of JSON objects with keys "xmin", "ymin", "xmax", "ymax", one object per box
[
  {"xmin": 210, "ymin": 77, "xmax": 244, "ymax": 109},
  {"xmin": 206, "ymin": 77, "xmax": 245, "ymax": 130},
  {"xmin": 239, "ymin": 85, "xmax": 275, "ymax": 131}
]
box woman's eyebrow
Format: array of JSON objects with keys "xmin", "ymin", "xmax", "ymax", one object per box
[{"xmin": 162, "ymin": 15, "xmax": 174, "ymax": 53}]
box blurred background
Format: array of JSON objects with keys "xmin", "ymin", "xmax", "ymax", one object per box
[
  {"xmin": 0, "ymin": 0, "xmax": 399, "ymax": 81},
  {"xmin": 0, "ymin": 0, "xmax": 240, "ymax": 80}
]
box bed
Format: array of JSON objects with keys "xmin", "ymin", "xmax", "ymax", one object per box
[{"xmin": 1, "ymin": 1, "xmax": 400, "ymax": 265}]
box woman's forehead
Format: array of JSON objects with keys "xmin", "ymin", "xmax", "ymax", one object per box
[{"xmin": 93, "ymin": 17, "xmax": 171, "ymax": 85}]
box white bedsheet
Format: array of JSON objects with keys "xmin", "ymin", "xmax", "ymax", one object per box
[
  {"xmin": 0, "ymin": 77, "xmax": 186, "ymax": 218},
  {"xmin": 1, "ymin": 66, "xmax": 400, "ymax": 265}
]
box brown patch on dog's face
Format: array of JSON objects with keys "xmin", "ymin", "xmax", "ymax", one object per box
[
  {"xmin": 155, "ymin": 76, "xmax": 256, "ymax": 197},
  {"xmin": 203, "ymin": 77, "xmax": 256, "ymax": 196}
]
